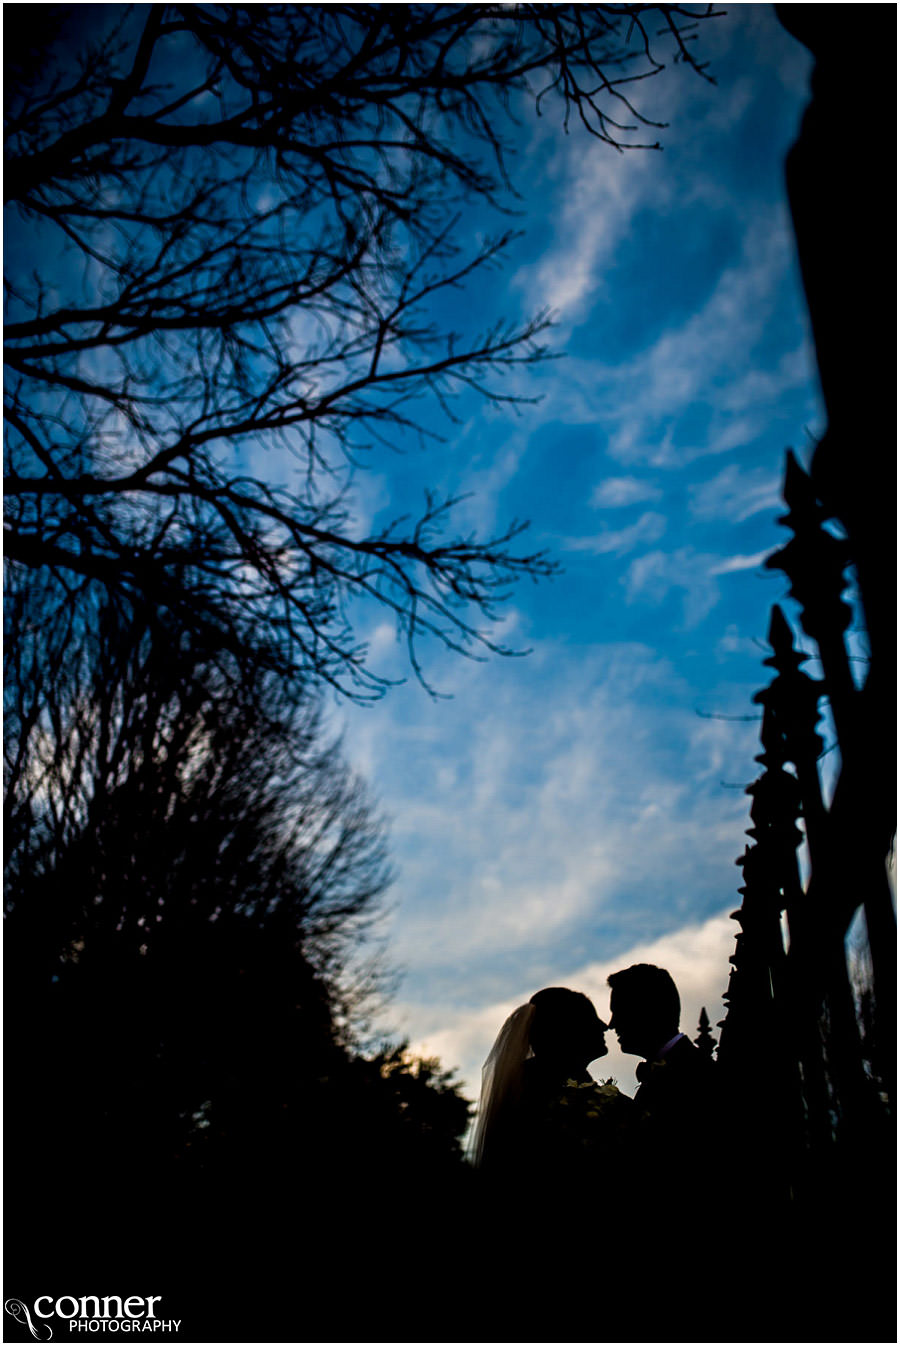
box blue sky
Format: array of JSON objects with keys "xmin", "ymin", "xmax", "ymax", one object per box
[{"xmin": 322, "ymin": 5, "xmax": 827, "ymax": 1102}]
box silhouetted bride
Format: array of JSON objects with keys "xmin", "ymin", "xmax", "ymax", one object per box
[{"xmin": 467, "ymin": 986, "xmax": 634, "ymax": 1185}]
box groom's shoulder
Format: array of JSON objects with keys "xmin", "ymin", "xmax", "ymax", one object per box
[
  {"xmin": 637, "ymin": 1037, "xmax": 720, "ymax": 1132},
  {"xmin": 643, "ymin": 1036, "xmax": 717, "ymax": 1100},
  {"xmin": 670, "ymin": 1034, "xmax": 712, "ymax": 1066},
  {"xmin": 667, "ymin": 1035, "xmax": 717, "ymax": 1081}
]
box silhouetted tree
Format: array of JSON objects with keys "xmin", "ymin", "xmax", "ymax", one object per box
[
  {"xmin": 5, "ymin": 593, "xmax": 474, "ymax": 1302},
  {"xmin": 5, "ymin": 568, "xmax": 389, "ymax": 1006},
  {"xmin": 4, "ymin": 3, "xmax": 720, "ymax": 698}
]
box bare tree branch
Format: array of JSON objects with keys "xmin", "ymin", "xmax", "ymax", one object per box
[{"xmin": 5, "ymin": 3, "xmax": 720, "ymax": 697}]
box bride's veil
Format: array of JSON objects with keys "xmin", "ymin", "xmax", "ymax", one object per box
[{"xmin": 466, "ymin": 1002, "xmax": 536, "ymax": 1168}]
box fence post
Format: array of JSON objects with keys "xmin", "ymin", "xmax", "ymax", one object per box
[
  {"xmin": 694, "ymin": 1007, "xmax": 715, "ymax": 1061},
  {"xmin": 767, "ymin": 453, "xmax": 896, "ymax": 1114},
  {"xmin": 767, "ymin": 610, "xmax": 882, "ymax": 1148}
]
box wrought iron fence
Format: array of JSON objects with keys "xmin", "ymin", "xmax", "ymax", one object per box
[{"xmin": 713, "ymin": 5, "xmax": 895, "ymax": 1256}]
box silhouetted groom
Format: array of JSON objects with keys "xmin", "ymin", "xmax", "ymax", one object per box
[{"xmin": 607, "ymin": 963, "xmax": 719, "ymax": 1216}]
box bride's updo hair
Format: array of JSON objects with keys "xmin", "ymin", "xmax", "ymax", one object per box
[{"xmin": 528, "ymin": 987, "xmax": 606, "ymax": 1063}]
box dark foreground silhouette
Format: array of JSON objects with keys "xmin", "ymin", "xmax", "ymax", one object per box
[{"xmin": 7, "ymin": 942, "xmax": 895, "ymax": 1343}]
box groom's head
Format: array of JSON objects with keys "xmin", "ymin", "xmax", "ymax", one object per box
[{"xmin": 607, "ymin": 964, "xmax": 680, "ymax": 1059}]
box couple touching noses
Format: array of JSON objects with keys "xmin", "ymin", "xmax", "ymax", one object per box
[{"xmin": 469, "ymin": 962, "xmax": 716, "ymax": 1187}]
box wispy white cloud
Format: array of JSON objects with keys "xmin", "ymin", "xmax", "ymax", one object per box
[
  {"xmin": 592, "ymin": 213, "xmax": 809, "ymax": 468},
  {"xmin": 590, "ymin": 476, "xmax": 663, "ymax": 509},
  {"xmin": 716, "ymin": 623, "xmax": 766, "ymax": 661},
  {"xmin": 624, "ymin": 544, "xmax": 774, "ymax": 626},
  {"xmin": 687, "ymin": 709, "xmax": 760, "ymax": 782},
  {"xmin": 338, "ymin": 636, "xmax": 758, "ymax": 1021},
  {"xmin": 715, "ymin": 344, "xmax": 818, "ymax": 416},
  {"xmin": 625, "ymin": 547, "xmax": 721, "ymax": 627},
  {"xmin": 511, "ymin": 214, "xmax": 821, "ymax": 490},
  {"xmin": 689, "ymin": 463, "xmax": 782, "ymax": 523},
  {"xmin": 517, "ymin": 148, "xmax": 664, "ymax": 323},
  {"xmin": 565, "ymin": 509, "xmax": 666, "ymax": 556},
  {"xmin": 510, "ymin": 8, "xmax": 795, "ymax": 331},
  {"xmin": 710, "ymin": 549, "xmax": 771, "ymax": 576}
]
